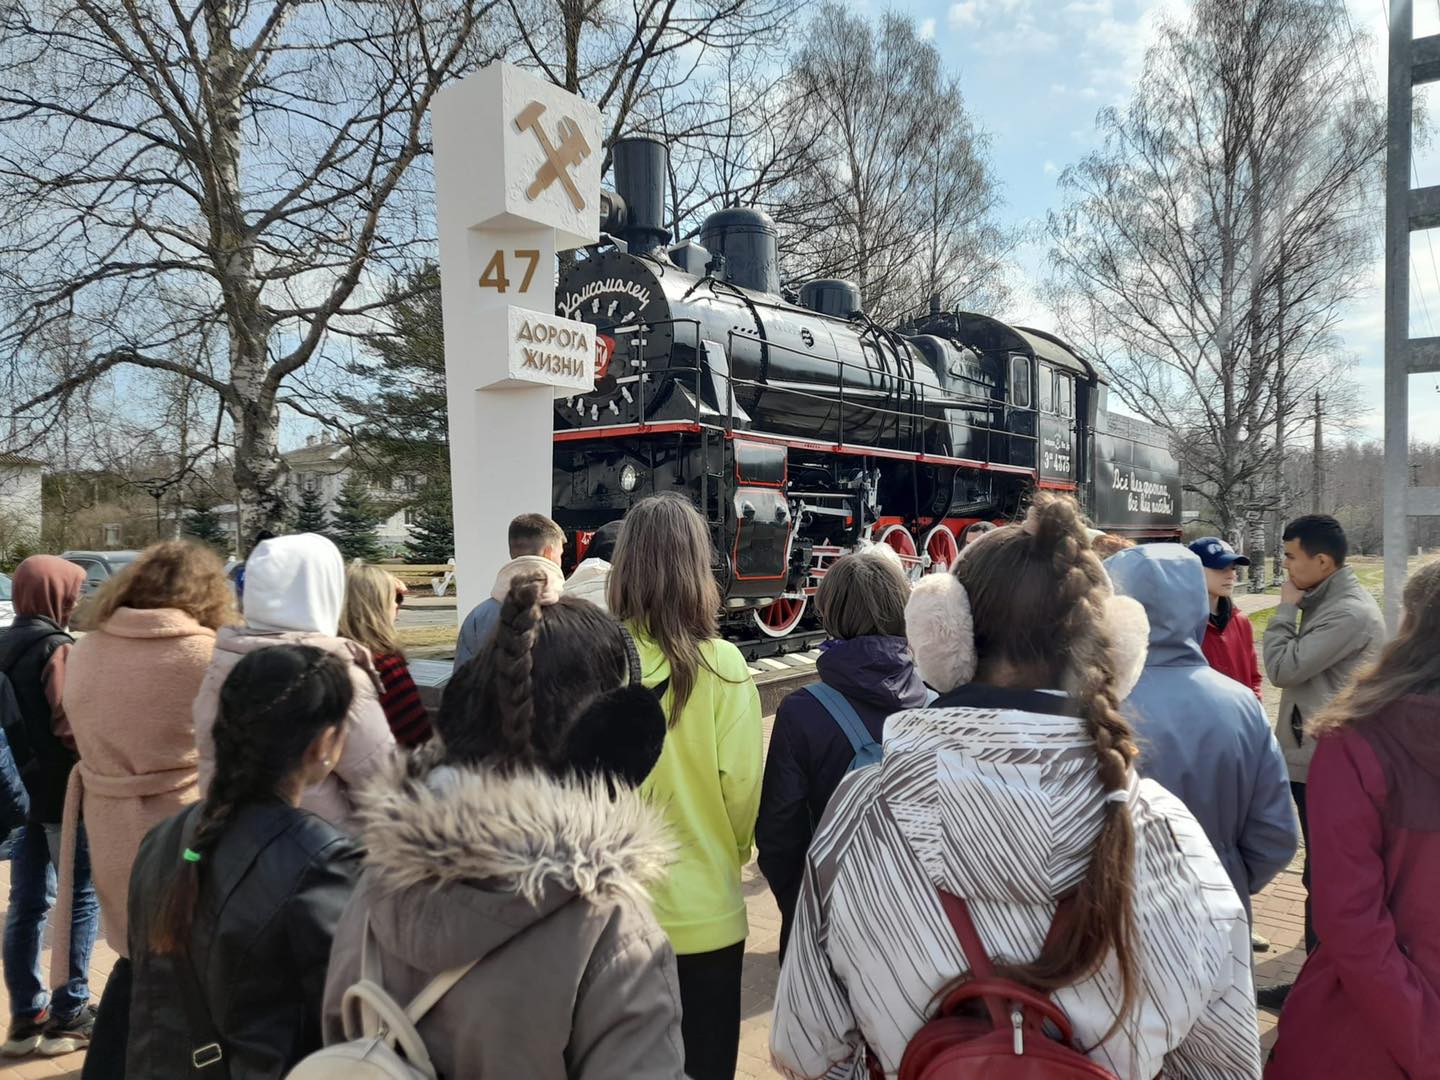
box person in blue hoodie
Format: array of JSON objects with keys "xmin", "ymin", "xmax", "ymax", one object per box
[
  {"xmin": 1106, "ymin": 543, "xmax": 1298, "ymax": 918},
  {"xmin": 757, "ymin": 548, "xmax": 928, "ymax": 958}
]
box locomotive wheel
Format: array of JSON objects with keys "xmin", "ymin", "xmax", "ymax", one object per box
[
  {"xmin": 922, "ymin": 525, "xmax": 960, "ymax": 575},
  {"xmin": 754, "ymin": 595, "xmax": 808, "ymax": 638},
  {"xmin": 878, "ymin": 524, "xmax": 922, "ymax": 581}
]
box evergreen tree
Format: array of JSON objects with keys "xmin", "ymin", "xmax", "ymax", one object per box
[
  {"xmin": 329, "ymin": 474, "xmax": 383, "ymax": 562},
  {"xmin": 405, "ymin": 492, "xmax": 455, "ymax": 564},
  {"xmin": 291, "ymin": 485, "xmax": 331, "ymax": 536},
  {"xmin": 183, "ymin": 503, "xmax": 231, "ymax": 554},
  {"xmin": 339, "ymin": 264, "xmax": 449, "ymax": 494}
]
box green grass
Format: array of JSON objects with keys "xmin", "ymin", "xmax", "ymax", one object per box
[{"xmin": 1248, "ymin": 605, "xmax": 1278, "ymax": 637}]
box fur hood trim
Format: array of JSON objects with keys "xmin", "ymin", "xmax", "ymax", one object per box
[
  {"xmin": 353, "ymin": 747, "xmax": 675, "ymax": 909},
  {"xmin": 905, "ymin": 573, "xmax": 1149, "ymax": 697}
]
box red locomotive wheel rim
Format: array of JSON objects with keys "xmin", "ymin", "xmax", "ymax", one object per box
[
  {"xmin": 924, "ymin": 525, "xmax": 959, "ymax": 574},
  {"xmin": 878, "ymin": 524, "xmax": 918, "ymax": 558},
  {"xmin": 754, "ymin": 595, "xmax": 807, "ymax": 638}
]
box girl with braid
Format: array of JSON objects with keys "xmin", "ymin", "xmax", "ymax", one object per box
[
  {"xmin": 125, "ymin": 645, "xmax": 362, "ymax": 1079},
  {"xmin": 771, "ymin": 495, "xmax": 1263, "ymax": 1080},
  {"xmin": 321, "ymin": 575, "xmax": 684, "ymax": 1079}
]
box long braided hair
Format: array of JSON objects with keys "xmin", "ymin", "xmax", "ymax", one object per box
[
  {"xmin": 149, "ymin": 645, "xmax": 353, "ymax": 954},
  {"xmin": 954, "ymin": 493, "xmax": 1141, "ymax": 1034},
  {"xmin": 439, "ymin": 575, "xmax": 637, "ymax": 772}
]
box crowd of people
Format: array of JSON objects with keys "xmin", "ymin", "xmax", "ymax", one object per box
[{"xmin": 0, "ymin": 495, "xmax": 1431, "ymax": 1079}]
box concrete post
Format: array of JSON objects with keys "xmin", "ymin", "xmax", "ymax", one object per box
[{"xmin": 432, "ymin": 63, "xmax": 601, "ymax": 623}]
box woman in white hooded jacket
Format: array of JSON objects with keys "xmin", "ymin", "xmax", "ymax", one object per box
[
  {"xmin": 770, "ymin": 496, "xmax": 1262, "ymax": 1080},
  {"xmin": 192, "ymin": 534, "xmax": 395, "ymax": 833}
]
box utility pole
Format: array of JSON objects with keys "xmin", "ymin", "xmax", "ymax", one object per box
[
  {"xmin": 1312, "ymin": 390, "xmax": 1323, "ymax": 513},
  {"xmin": 1382, "ymin": 0, "xmax": 1440, "ymax": 631}
]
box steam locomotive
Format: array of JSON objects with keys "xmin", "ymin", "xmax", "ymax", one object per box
[{"xmin": 552, "ymin": 139, "xmax": 1182, "ymax": 641}]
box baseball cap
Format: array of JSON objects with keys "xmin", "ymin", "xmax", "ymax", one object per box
[{"xmin": 1188, "ymin": 537, "xmax": 1251, "ymax": 570}]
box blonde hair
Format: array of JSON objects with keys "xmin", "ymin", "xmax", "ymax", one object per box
[
  {"xmin": 608, "ymin": 494, "xmax": 721, "ymax": 722},
  {"xmin": 1310, "ymin": 559, "xmax": 1440, "ymax": 737},
  {"xmin": 90, "ymin": 541, "xmax": 237, "ymax": 631},
  {"xmin": 338, "ymin": 561, "xmax": 402, "ymax": 656}
]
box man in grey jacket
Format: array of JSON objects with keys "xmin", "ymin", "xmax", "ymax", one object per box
[{"xmin": 1258, "ymin": 514, "xmax": 1384, "ymax": 1005}]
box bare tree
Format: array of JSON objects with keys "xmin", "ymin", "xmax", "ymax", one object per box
[
  {"xmin": 502, "ymin": 0, "xmax": 792, "ymax": 170},
  {"xmin": 0, "ymin": 0, "xmax": 509, "ymax": 533},
  {"xmin": 777, "ymin": 4, "xmax": 1012, "ymax": 321},
  {"xmin": 1047, "ymin": 0, "xmax": 1381, "ymax": 543}
]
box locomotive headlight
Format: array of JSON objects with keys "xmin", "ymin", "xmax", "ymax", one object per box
[{"xmin": 620, "ymin": 463, "xmax": 640, "ymax": 493}]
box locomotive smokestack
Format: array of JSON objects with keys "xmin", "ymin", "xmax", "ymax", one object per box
[{"xmin": 611, "ymin": 138, "xmax": 671, "ymax": 252}]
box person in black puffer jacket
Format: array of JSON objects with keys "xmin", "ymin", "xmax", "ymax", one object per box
[
  {"xmin": 756, "ymin": 548, "xmax": 928, "ymax": 958},
  {"xmin": 126, "ymin": 645, "xmax": 362, "ymax": 1080},
  {"xmin": 0, "ymin": 556, "xmax": 99, "ymax": 1059}
]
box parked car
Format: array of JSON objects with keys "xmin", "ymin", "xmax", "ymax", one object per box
[
  {"xmin": 0, "ymin": 572, "xmax": 12, "ymax": 629},
  {"xmin": 61, "ymin": 550, "xmax": 140, "ymax": 595}
]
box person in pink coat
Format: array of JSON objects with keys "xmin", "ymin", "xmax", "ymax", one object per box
[{"xmin": 1267, "ymin": 559, "xmax": 1440, "ymax": 1079}]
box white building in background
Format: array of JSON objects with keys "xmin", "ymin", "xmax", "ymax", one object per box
[
  {"xmin": 283, "ymin": 437, "xmax": 418, "ymax": 550},
  {"xmin": 0, "ymin": 454, "xmax": 44, "ymax": 549}
]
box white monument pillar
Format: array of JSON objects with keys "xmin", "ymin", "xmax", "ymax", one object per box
[{"xmin": 432, "ymin": 63, "xmax": 601, "ymax": 623}]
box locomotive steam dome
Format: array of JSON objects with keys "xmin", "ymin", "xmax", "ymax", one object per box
[
  {"xmin": 798, "ymin": 279, "xmax": 862, "ymax": 319},
  {"xmin": 699, "ymin": 207, "xmax": 781, "ymax": 294}
]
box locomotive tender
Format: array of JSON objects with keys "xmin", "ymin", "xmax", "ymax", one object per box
[{"xmin": 552, "ymin": 138, "xmax": 1182, "ymax": 640}]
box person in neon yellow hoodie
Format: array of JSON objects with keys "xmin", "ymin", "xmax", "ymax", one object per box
[{"xmin": 609, "ymin": 494, "xmax": 763, "ymax": 1080}]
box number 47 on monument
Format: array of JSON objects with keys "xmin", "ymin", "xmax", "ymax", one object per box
[{"xmin": 478, "ymin": 249, "xmax": 541, "ymax": 293}]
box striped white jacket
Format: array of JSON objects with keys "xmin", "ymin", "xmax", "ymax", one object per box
[{"xmin": 769, "ymin": 697, "xmax": 1262, "ymax": 1080}]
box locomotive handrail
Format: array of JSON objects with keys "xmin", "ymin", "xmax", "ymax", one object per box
[
  {"xmin": 595, "ymin": 316, "xmax": 1038, "ymax": 468},
  {"xmin": 721, "ymin": 327, "xmax": 1037, "ymax": 458}
]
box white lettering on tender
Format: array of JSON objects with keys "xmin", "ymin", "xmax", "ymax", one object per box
[{"xmin": 1110, "ymin": 465, "xmax": 1175, "ymax": 515}]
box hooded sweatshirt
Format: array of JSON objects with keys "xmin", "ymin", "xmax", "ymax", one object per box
[
  {"xmin": 757, "ymin": 635, "xmax": 928, "ymax": 956},
  {"xmin": 564, "ymin": 558, "xmax": 612, "ymax": 611},
  {"xmin": 323, "ymin": 751, "xmax": 685, "ymax": 1080},
  {"xmin": 454, "ymin": 555, "xmax": 565, "ymax": 669},
  {"xmin": 1106, "ymin": 545, "xmax": 1298, "ymax": 912},
  {"xmin": 632, "ymin": 627, "xmax": 762, "ymax": 955},
  {"xmin": 192, "ymin": 535, "xmax": 395, "ymax": 833},
  {"xmin": 770, "ymin": 692, "xmax": 1262, "ymax": 1080},
  {"xmin": 0, "ymin": 555, "xmax": 85, "ymax": 823},
  {"xmin": 1267, "ymin": 697, "xmax": 1440, "ymax": 1079}
]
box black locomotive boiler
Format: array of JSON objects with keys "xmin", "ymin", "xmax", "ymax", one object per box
[{"xmin": 552, "ymin": 138, "xmax": 1182, "ymax": 642}]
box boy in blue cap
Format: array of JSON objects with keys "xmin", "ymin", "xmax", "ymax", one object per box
[{"xmin": 1189, "ymin": 537, "xmax": 1263, "ymax": 701}]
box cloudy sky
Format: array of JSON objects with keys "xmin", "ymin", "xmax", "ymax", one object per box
[{"xmin": 875, "ymin": 0, "xmax": 1440, "ymax": 441}]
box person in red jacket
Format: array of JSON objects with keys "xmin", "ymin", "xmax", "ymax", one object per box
[
  {"xmin": 1189, "ymin": 537, "xmax": 1263, "ymax": 701},
  {"xmin": 1266, "ymin": 558, "xmax": 1440, "ymax": 1079}
]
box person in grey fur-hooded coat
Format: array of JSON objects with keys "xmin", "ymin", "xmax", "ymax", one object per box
[{"xmin": 322, "ymin": 749, "xmax": 685, "ymax": 1080}]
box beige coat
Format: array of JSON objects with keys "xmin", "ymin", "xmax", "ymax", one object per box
[
  {"xmin": 193, "ymin": 626, "xmax": 396, "ymax": 834},
  {"xmin": 55, "ymin": 607, "xmax": 213, "ymax": 967},
  {"xmin": 324, "ymin": 750, "xmax": 685, "ymax": 1080},
  {"xmin": 1263, "ymin": 566, "xmax": 1386, "ymax": 782}
]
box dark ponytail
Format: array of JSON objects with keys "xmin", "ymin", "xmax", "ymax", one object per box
[
  {"xmin": 439, "ymin": 574, "xmax": 654, "ymax": 777},
  {"xmin": 149, "ymin": 645, "xmax": 353, "ymax": 954},
  {"xmin": 956, "ymin": 493, "xmax": 1140, "ymax": 1039}
]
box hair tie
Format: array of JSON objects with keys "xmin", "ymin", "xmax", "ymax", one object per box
[{"xmin": 182, "ymin": 848, "xmax": 203, "ymax": 863}]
